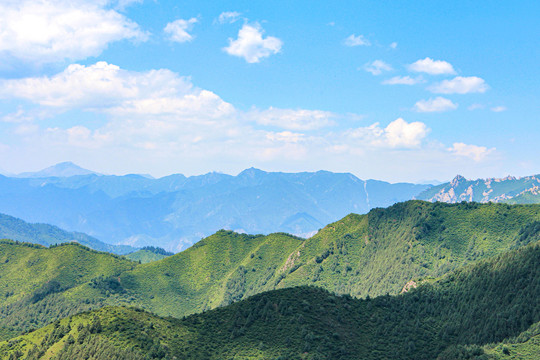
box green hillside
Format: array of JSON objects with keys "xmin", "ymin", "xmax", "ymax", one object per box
[
  {"xmin": 2, "ymin": 240, "xmax": 538, "ymax": 359},
  {"xmin": 1, "ymin": 201, "xmax": 539, "ymax": 340},
  {"xmin": 124, "ymin": 246, "xmax": 174, "ymax": 264},
  {"xmin": 120, "ymin": 201, "xmax": 540, "ymax": 318},
  {"xmin": 0, "ymin": 241, "xmax": 136, "ymax": 340},
  {"xmin": 119, "ymin": 230, "xmax": 306, "ymax": 315}
]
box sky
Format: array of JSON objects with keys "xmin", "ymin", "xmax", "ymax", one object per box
[{"xmin": 0, "ymin": 0, "xmax": 538, "ymax": 182}]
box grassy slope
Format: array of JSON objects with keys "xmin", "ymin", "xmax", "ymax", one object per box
[
  {"xmin": 2, "ymin": 240, "xmax": 539, "ymax": 360},
  {"xmin": 124, "ymin": 250, "xmax": 168, "ymax": 263},
  {"xmin": 0, "ymin": 241, "xmax": 136, "ymax": 340},
  {"xmin": 119, "ymin": 230, "xmax": 305, "ymax": 315}
]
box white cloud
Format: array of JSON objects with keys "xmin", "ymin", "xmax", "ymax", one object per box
[
  {"xmin": 390, "ymin": 42, "xmax": 397, "ymax": 49},
  {"xmin": 217, "ymin": 11, "xmax": 241, "ymax": 24},
  {"xmin": 408, "ymin": 57, "xmax": 456, "ymax": 75},
  {"xmin": 382, "ymin": 75, "xmax": 423, "ymax": 85},
  {"xmin": 364, "ymin": 60, "xmax": 392, "ymax": 76},
  {"xmin": 164, "ymin": 18, "xmax": 198, "ymax": 43},
  {"xmin": 347, "ymin": 118, "xmax": 428, "ymax": 149},
  {"xmin": 223, "ymin": 23, "xmax": 282, "ymax": 63},
  {"xmin": 252, "ymin": 107, "xmax": 335, "ymax": 130},
  {"xmin": 491, "ymin": 106, "xmax": 507, "ymax": 112},
  {"xmin": 0, "ymin": 61, "xmax": 234, "ymax": 119},
  {"xmin": 0, "ymin": 0, "xmax": 147, "ymax": 64},
  {"xmin": 414, "ymin": 97, "xmax": 458, "ymax": 113},
  {"xmin": 429, "ymin": 76, "xmax": 489, "ymax": 94},
  {"xmin": 344, "ymin": 34, "xmax": 370, "ymax": 47},
  {"xmin": 383, "ymin": 118, "xmax": 429, "ymax": 148},
  {"xmin": 449, "ymin": 142, "xmax": 494, "ymax": 162}
]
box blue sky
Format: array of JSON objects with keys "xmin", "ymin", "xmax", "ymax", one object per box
[{"xmin": 0, "ymin": 0, "xmax": 538, "ymax": 182}]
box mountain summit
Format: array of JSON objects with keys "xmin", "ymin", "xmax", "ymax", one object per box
[{"xmin": 16, "ymin": 162, "xmax": 99, "ymax": 178}]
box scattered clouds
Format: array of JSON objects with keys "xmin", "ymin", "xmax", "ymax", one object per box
[
  {"xmin": 408, "ymin": 57, "xmax": 456, "ymax": 75},
  {"xmin": 429, "ymin": 76, "xmax": 488, "ymax": 94},
  {"xmin": 390, "ymin": 42, "xmax": 398, "ymax": 49},
  {"xmin": 0, "ymin": 61, "xmax": 498, "ymax": 181},
  {"xmin": 491, "ymin": 106, "xmax": 507, "ymax": 112},
  {"xmin": 0, "ymin": 0, "xmax": 147, "ymax": 65},
  {"xmin": 449, "ymin": 142, "xmax": 494, "ymax": 162},
  {"xmin": 414, "ymin": 97, "xmax": 458, "ymax": 113},
  {"xmin": 382, "ymin": 75, "xmax": 423, "ymax": 85},
  {"xmin": 347, "ymin": 118, "xmax": 428, "ymax": 149},
  {"xmin": 364, "ymin": 60, "xmax": 392, "ymax": 76},
  {"xmin": 344, "ymin": 34, "xmax": 370, "ymax": 47},
  {"xmin": 223, "ymin": 23, "xmax": 282, "ymax": 63},
  {"xmin": 164, "ymin": 18, "xmax": 198, "ymax": 43},
  {"xmin": 251, "ymin": 107, "xmax": 335, "ymax": 131},
  {"xmin": 217, "ymin": 11, "xmax": 241, "ymax": 24}
]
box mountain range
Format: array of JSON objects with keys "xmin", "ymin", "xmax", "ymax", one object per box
[
  {"xmin": 0, "ymin": 200, "xmax": 538, "ymax": 359},
  {"xmin": 0, "ymin": 163, "xmax": 431, "ymax": 251},
  {"xmin": 2, "ymin": 163, "xmax": 539, "ymax": 252}
]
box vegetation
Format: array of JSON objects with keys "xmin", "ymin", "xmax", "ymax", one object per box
[
  {"xmin": 0, "ymin": 241, "xmax": 136, "ymax": 340},
  {"xmin": 1, "ymin": 240, "xmax": 538, "ymax": 359},
  {"xmin": 0, "ymin": 201, "xmax": 539, "ymax": 340},
  {"xmin": 125, "ymin": 247, "xmax": 174, "ymax": 264}
]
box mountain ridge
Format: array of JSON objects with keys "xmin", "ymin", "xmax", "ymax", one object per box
[
  {"xmin": 417, "ymin": 173, "xmax": 540, "ymax": 204},
  {"xmin": 0, "ymin": 166, "xmax": 431, "ymax": 250}
]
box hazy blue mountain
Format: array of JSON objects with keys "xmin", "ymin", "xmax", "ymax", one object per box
[
  {"xmin": 0, "ymin": 164, "xmax": 431, "ymax": 251},
  {"xmin": 0, "ymin": 213, "xmax": 135, "ymax": 254},
  {"xmin": 416, "ymin": 174, "xmax": 540, "ymax": 204},
  {"xmin": 16, "ymin": 161, "xmax": 99, "ymax": 178}
]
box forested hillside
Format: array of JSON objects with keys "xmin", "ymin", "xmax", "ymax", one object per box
[
  {"xmin": 2, "ymin": 240, "xmax": 538, "ymax": 359},
  {"xmin": 0, "ymin": 201, "xmax": 538, "ymax": 341},
  {"xmin": 0, "ymin": 241, "xmax": 136, "ymax": 340}
]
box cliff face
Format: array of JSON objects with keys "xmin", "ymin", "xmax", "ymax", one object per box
[{"xmin": 416, "ymin": 174, "xmax": 540, "ymax": 204}]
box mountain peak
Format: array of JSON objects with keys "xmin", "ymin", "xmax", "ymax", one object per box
[
  {"xmin": 238, "ymin": 167, "xmax": 267, "ymax": 178},
  {"xmin": 450, "ymin": 174, "xmax": 467, "ymax": 187},
  {"xmin": 17, "ymin": 162, "xmax": 99, "ymax": 178}
]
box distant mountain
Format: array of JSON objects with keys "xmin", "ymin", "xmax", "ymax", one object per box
[
  {"xmin": 16, "ymin": 161, "xmax": 99, "ymax": 178},
  {"xmin": 0, "ymin": 213, "xmax": 135, "ymax": 254},
  {"xmin": 416, "ymin": 174, "xmax": 540, "ymax": 204},
  {"xmin": 0, "ymin": 167, "xmax": 431, "ymax": 251}
]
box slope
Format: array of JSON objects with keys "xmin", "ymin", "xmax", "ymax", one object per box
[
  {"xmin": 2, "ymin": 240, "xmax": 538, "ymax": 359},
  {"xmin": 0, "ymin": 241, "xmax": 137, "ymax": 340}
]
